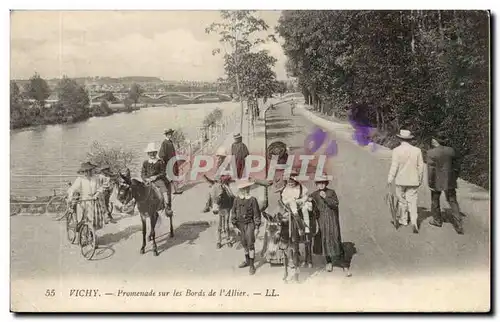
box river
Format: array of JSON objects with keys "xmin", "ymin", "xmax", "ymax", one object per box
[{"xmin": 10, "ymin": 102, "xmax": 239, "ymax": 197}]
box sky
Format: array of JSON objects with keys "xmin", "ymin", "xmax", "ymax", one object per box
[{"xmin": 10, "ymin": 10, "xmax": 287, "ymax": 81}]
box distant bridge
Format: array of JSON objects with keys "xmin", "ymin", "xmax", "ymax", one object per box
[{"xmin": 89, "ymin": 91, "xmax": 232, "ymax": 102}]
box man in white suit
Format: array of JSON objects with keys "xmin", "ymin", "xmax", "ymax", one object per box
[{"xmin": 387, "ymin": 130, "xmax": 424, "ymax": 233}]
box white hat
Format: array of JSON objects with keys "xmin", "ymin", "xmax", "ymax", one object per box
[
  {"xmin": 144, "ymin": 142, "xmax": 158, "ymax": 153},
  {"xmin": 216, "ymin": 146, "xmax": 227, "ymax": 156},
  {"xmin": 314, "ymin": 175, "xmax": 331, "ymax": 183},
  {"xmin": 237, "ymin": 180, "xmax": 254, "ymax": 190},
  {"xmin": 396, "ymin": 129, "xmax": 414, "ymax": 139}
]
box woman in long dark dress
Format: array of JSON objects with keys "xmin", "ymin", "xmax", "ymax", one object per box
[{"xmin": 310, "ymin": 176, "xmax": 352, "ymax": 276}]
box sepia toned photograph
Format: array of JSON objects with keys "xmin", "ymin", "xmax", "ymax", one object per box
[{"xmin": 9, "ymin": 9, "xmax": 490, "ymax": 312}]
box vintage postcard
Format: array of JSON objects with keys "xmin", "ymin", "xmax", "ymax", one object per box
[{"xmin": 10, "ymin": 10, "xmax": 491, "ymax": 312}]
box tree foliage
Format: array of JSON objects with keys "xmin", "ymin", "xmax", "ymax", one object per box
[
  {"xmin": 10, "ymin": 75, "xmax": 91, "ymax": 128},
  {"xmin": 104, "ymin": 91, "xmax": 118, "ymax": 102},
  {"xmin": 206, "ymin": 10, "xmax": 278, "ymax": 130},
  {"xmin": 128, "ymin": 83, "xmax": 143, "ymax": 106},
  {"xmin": 87, "ymin": 141, "xmax": 136, "ymax": 174},
  {"xmin": 223, "ymin": 49, "xmax": 278, "ymax": 101},
  {"xmin": 24, "ymin": 72, "xmax": 50, "ymax": 107},
  {"xmin": 277, "ymin": 10, "xmax": 489, "ymax": 188}
]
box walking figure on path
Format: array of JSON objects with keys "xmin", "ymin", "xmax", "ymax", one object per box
[
  {"xmin": 231, "ymin": 180, "xmax": 262, "ymax": 275},
  {"xmin": 231, "ymin": 133, "xmax": 249, "ymax": 179},
  {"xmin": 427, "ymin": 132, "xmax": 464, "ymax": 234},
  {"xmin": 387, "ymin": 130, "xmax": 424, "ymax": 234}
]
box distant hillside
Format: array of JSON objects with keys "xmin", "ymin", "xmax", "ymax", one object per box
[{"xmin": 12, "ymin": 76, "xmax": 163, "ymax": 84}]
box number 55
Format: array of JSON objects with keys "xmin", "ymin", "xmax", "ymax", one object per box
[{"xmin": 45, "ymin": 289, "xmax": 55, "ymax": 297}]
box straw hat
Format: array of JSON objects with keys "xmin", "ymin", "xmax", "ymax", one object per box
[
  {"xmin": 144, "ymin": 142, "xmax": 158, "ymax": 153},
  {"xmin": 237, "ymin": 180, "xmax": 254, "ymax": 190},
  {"xmin": 233, "ymin": 133, "xmax": 242, "ymax": 140},
  {"xmin": 396, "ymin": 129, "xmax": 414, "ymax": 139},
  {"xmin": 77, "ymin": 162, "xmax": 97, "ymax": 174},
  {"xmin": 164, "ymin": 128, "xmax": 174, "ymax": 135},
  {"xmin": 216, "ymin": 146, "xmax": 227, "ymax": 156},
  {"xmin": 98, "ymin": 165, "xmax": 111, "ymax": 173},
  {"xmin": 314, "ymin": 175, "xmax": 330, "ymax": 184}
]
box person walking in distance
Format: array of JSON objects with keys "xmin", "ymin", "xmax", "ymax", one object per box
[
  {"xmin": 427, "ymin": 133, "xmax": 464, "ymax": 234},
  {"xmin": 387, "ymin": 129, "xmax": 424, "ymax": 234},
  {"xmin": 231, "ymin": 180, "xmax": 262, "ymax": 275},
  {"xmin": 159, "ymin": 128, "xmax": 183, "ymax": 195},
  {"xmin": 231, "ymin": 133, "xmax": 249, "ymax": 179}
]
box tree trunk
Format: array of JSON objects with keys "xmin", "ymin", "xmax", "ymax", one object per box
[{"xmin": 235, "ymin": 71, "xmax": 244, "ymax": 134}]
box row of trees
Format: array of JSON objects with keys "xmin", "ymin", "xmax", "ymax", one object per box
[
  {"xmin": 206, "ymin": 11, "xmax": 284, "ymax": 132},
  {"xmin": 11, "ymin": 74, "xmax": 91, "ymax": 128},
  {"xmin": 10, "ymin": 73, "xmax": 147, "ymax": 129},
  {"xmin": 277, "ymin": 10, "xmax": 489, "ymax": 188}
]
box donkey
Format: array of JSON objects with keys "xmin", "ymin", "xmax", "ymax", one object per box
[
  {"xmin": 255, "ymin": 177, "xmax": 311, "ymax": 283},
  {"xmin": 203, "ymin": 175, "xmax": 235, "ymax": 249},
  {"xmin": 119, "ymin": 171, "xmax": 173, "ymax": 256}
]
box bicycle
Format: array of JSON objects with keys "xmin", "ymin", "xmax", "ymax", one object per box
[
  {"xmin": 66, "ymin": 197, "xmax": 103, "ymax": 260},
  {"xmin": 46, "ymin": 182, "xmax": 72, "ymax": 221}
]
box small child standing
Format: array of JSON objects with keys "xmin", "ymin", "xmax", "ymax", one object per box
[{"xmin": 231, "ymin": 180, "xmax": 262, "ymax": 275}]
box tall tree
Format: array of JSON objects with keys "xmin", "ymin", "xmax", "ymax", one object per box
[
  {"xmin": 128, "ymin": 83, "xmax": 143, "ymax": 107},
  {"xmin": 25, "ymin": 72, "xmax": 50, "ymax": 108},
  {"xmin": 206, "ymin": 10, "xmax": 277, "ymax": 132},
  {"xmin": 54, "ymin": 76, "xmax": 90, "ymax": 123},
  {"xmin": 276, "ymin": 10, "xmax": 489, "ymax": 188}
]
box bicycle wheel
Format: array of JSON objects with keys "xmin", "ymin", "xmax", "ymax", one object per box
[
  {"xmin": 66, "ymin": 210, "xmax": 78, "ymax": 244},
  {"xmin": 79, "ymin": 223, "xmax": 97, "ymax": 260},
  {"xmin": 46, "ymin": 195, "xmax": 67, "ymax": 220}
]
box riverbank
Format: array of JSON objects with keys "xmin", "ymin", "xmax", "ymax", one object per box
[
  {"xmin": 10, "ymin": 103, "xmax": 241, "ymax": 215},
  {"xmin": 10, "ymin": 99, "xmax": 232, "ymax": 131}
]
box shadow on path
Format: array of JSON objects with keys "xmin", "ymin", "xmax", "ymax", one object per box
[{"xmin": 156, "ymin": 220, "xmax": 211, "ymax": 254}]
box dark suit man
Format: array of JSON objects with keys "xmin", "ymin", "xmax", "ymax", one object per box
[
  {"xmin": 427, "ymin": 134, "xmax": 463, "ymax": 234},
  {"xmin": 159, "ymin": 128, "xmax": 182, "ymax": 195},
  {"xmin": 231, "ymin": 133, "xmax": 249, "ymax": 179}
]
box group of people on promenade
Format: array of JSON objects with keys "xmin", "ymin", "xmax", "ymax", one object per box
[
  {"xmin": 387, "ymin": 129, "xmax": 464, "ymax": 234},
  {"xmin": 67, "ymin": 128, "xmax": 183, "ymax": 224},
  {"xmin": 66, "ymin": 117, "xmax": 464, "ymax": 280}
]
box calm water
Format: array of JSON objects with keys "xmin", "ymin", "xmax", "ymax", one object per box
[{"xmin": 10, "ymin": 102, "xmax": 238, "ymax": 197}]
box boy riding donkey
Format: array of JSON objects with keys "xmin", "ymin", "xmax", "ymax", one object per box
[{"xmin": 141, "ymin": 143, "xmax": 174, "ymax": 220}]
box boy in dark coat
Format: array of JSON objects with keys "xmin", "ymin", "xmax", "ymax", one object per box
[
  {"xmin": 310, "ymin": 176, "xmax": 351, "ymax": 277},
  {"xmin": 231, "ymin": 180, "xmax": 262, "ymax": 275}
]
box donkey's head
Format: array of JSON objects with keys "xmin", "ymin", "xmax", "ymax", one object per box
[
  {"xmin": 209, "ymin": 179, "xmax": 234, "ymax": 214},
  {"xmin": 118, "ymin": 169, "xmax": 146, "ymax": 203},
  {"xmin": 262, "ymin": 211, "xmax": 286, "ymax": 243}
]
